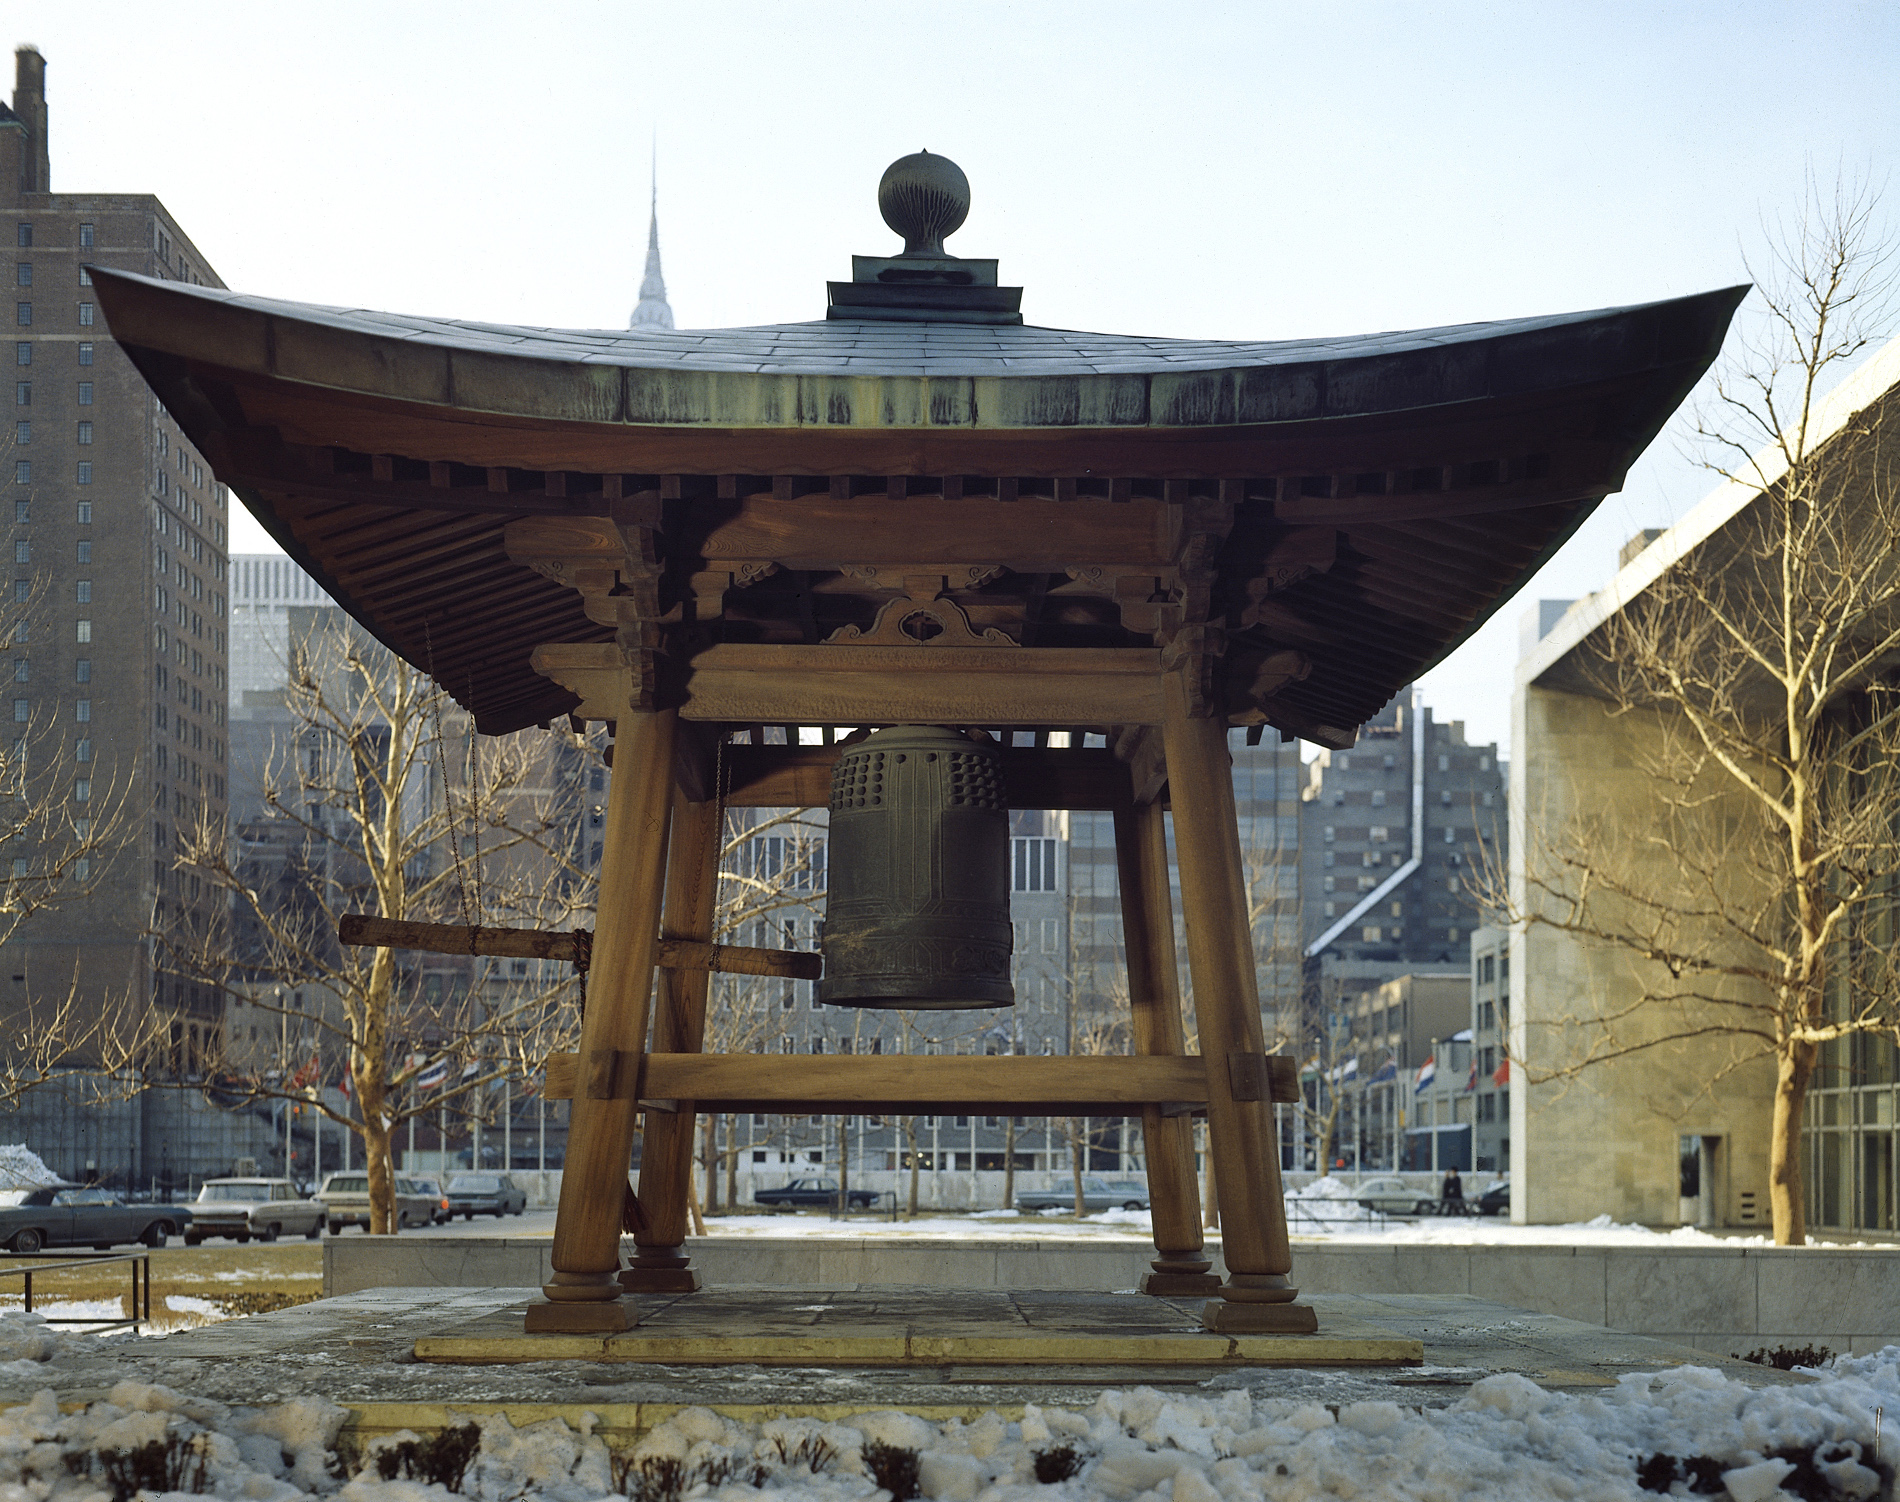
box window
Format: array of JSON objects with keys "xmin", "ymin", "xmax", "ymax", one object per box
[
  {"xmin": 10, "ymin": 583, "xmax": 23, "ymax": 604},
  {"xmin": 14, "ymin": 226, "xmax": 28, "ymax": 249},
  {"xmin": 1443, "ymin": 827, "xmax": 1455, "ymax": 844},
  {"xmin": 78, "ymin": 225, "xmax": 92, "ymax": 249},
  {"xmin": 1362, "ymin": 925, "xmax": 1382, "ymax": 942},
  {"xmin": 13, "ymin": 421, "xmax": 25, "ymax": 445},
  {"xmin": 76, "ymin": 381, "xmax": 90, "ymax": 405},
  {"xmin": 75, "ymin": 620, "xmax": 88, "ymax": 643},
  {"xmin": 75, "ymin": 502, "xmax": 89, "ymax": 524},
  {"xmin": 9, "ymin": 622, "xmax": 22, "ymax": 643},
  {"xmin": 75, "ymin": 463, "xmax": 89, "ymax": 485},
  {"xmin": 13, "ymin": 344, "xmax": 26, "ymax": 367},
  {"xmin": 1371, "ymin": 789, "xmax": 1387, "ymax": 807},
  {"xmin": 76, "ymin": 304, "xmax": 93, "ymax": 327},
  {"xmin": 12, "ymin": 382, "xmax": 23, "ymax": 405},
  {"xmin": 14, "ymin": 304, "xmax": 29, "ymax": 327},
  {"xmin": 10, "ymin": 700, "xmax": 23, "ymax": 723},
  {"xmin": 77, "ymin": 267, "xmax": 90, "ymax": 287},
  {"xmin": 1012, "ymin": 836, "xmax": 1057, "ymax": 892},
  {"xmin": 11, "ymin": 462, "xmax": 26, "ymax": 484},
  {"xmin": 1448, "ymin": 926, "xmax": 1461, "ymax": 942},
  {"xmin": 12, "ymin": 542, "xmax": 25, "ymax": 564},
  {"xmin": 12, "ymin": 266, "xmax": 25, "ymax": 288},
  {"xmin": 11, "ymin": 501, "xmax": 22, "ymax": 523},
  {"xmin": 72, "ymin": 779, "xmax": 89, "ymax": 803},
  {"xmin": 76, "ymin": 343, "xmax": 90, "ymax": 366},
  {"xmin": 10, "ymin": 660, "xmax": 22, "ymax": 682},
  {"xmin": 74, "ymin": 661, "xmax": 89, "ymax": 684},
  {"xmin": 75, "ymin": 422, "xmax": 90, "ymax": 445},
  {"xmin": 1369, "ymin": 824, "xmax": 1387, "ymax": 843},
  {"xmin": 10, "ymin": 858, "xmax": 24, "ymax": 879},
  {"xmin": 1323, "ymin": 824, "xmax": 1334, "ymax": 842},
  {"xmin": 75, "ymin": 581, "xmax": 89, "ymax": 603},
  {"xmin": 74, "ymin": 699, "xmax": 89, "ymax": 722},
  {"xmin": 74, "ymin": 738, "xmax": 89, "ymax": 763},
  {"xmin": 75, "ymin": 541, "xmax": 89, "ymax": 565}
]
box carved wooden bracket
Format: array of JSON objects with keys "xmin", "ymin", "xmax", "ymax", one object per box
[{"xmin": 823, "ymin": 576, "xmax": 1016, "ymax": 648}]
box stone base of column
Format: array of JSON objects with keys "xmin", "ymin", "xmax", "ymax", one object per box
[
  {"xmin": 620, "ymin": 1249, "xmax": 701, "ymax": 1294},
  {"xmin": 1140, "ymin": 1254, "xmax": 1221, "ymax": 1297},
  {"xmin": 1141, "ymin": 1269, "xmax": 1224, "ymax": 1296},
  {"xmin": 1200, "ymin": 1299, "xmax": 1318, "ymax": 1334},
  {"xmin": 524, "ymin": 1296, "xmax": 638, "ymax": 1333}
]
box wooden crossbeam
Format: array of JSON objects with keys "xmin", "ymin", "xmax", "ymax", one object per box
[
  {"xmin": 336, "ymin": 914, "xmax": 821, "ymax": 981},
  {"xmin": 539, "ymin": 1051, "xmax": 1299, "ymax": 1116}
]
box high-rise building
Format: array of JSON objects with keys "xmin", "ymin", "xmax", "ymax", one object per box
[
  {"xmin": 0, "ymin": 46, "xmax": 231, "ymax": 1080},
  {"xmin": 1299, "ymin": 687, "xmax": 1506, "ymax": 982},
  {"xmin": 629, "ymin": 176, "xmax": 674, "ymax": 331}
]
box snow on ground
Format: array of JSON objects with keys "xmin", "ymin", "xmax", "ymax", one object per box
[{"xmin": 0, "ymin": 1306, "xmax": 1893, "ymax": 1501}]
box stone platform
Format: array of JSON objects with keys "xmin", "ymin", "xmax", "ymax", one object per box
[
  {"xmin": 417, "ymin": 1289, "xmax": 1415, "ymax": 1367},
  {"xmin": 0, "ymin": 1285, "xmax": 1817, "ymax": 1450}
]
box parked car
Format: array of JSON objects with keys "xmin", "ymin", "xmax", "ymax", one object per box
[
  {"xmin": 184, "ymin": 1178, "xmax": 326, "ymax": 1244},
  {"xmin": 408, "ymin": 1176, "xmax": 453, "ymax": 1224},
  {"xmin": 1014, "ymin": 1177, "xmax": 1152, "ymax": 1213},
  {"xmin": 0, "ymin": 1186, "xmax": 193, "ymax": 1254},
  {"xmin": 317, "ymin": 1173, "xmax": 449, "ymax": 1232},
  {"xmin": 753, "ymin": 1178, "xmax": 878, "ymax": 1211},
  {"xmin": 1477, "ymin": 1179, "xmax": 1510, "ymax": 1217},
  {"xmin": 1352, "ymin": 1177, "xmax": 1435, "ymax": 1216},
  {"xmin": 443, "ymin": 1172, "xmax": 528, "ymax": 1219}
]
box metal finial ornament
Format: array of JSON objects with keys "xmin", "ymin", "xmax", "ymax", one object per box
[{"xmin": 878, "ymin": 151, "xmax": 971, "ymax": 258}]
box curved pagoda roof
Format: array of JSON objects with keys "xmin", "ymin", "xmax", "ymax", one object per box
[{"xmin": 92, "ymin": 190, "xmax": 1745, "ymax": 748}]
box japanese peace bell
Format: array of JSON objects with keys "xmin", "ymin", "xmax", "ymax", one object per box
[{"xmin": 817, "ymin": 725, "xmax": 1014, "ymax": 1010}]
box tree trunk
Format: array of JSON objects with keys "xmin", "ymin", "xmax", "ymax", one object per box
[
  {"xmin": 724, "ymin": 1113, "xmax": 738, "ymax": 1208},
  {"xmin": 904, "ymin": 1118, "xmax": 920, "ymax": 1216},
  {"xmin": 357, "ymin": 952, "xmax": 397, "ymax": 1234},
  {"xmin": 1202, "ymin": 1123, "xmax": 1219, "ymax": 1230},
  {"xmin": 838, "ymin": 1115, "xmax": 850, "ymax": 1215},
  {"xmin": 701, "ymin": 1115, "xmax": 719, "ymax": 1214},
  {"xmin": 1002, "ymin": 1117, "xmax": 1018, "ymax": 1210},
  {"xmin": 1770, "ymin": 1039, "xmax": 1815, "ymax": 1246},
  {"xmin": 1070, "ymin": 1119, "xmax": 1086, "ymax": 1215}
]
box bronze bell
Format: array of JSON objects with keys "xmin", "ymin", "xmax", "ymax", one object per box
[{"xmin": 818, "ymin": 725, "xmax": 1014, "ymax": 1010}]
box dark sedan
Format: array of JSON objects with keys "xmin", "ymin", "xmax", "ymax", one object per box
[
  {"xmin": 753, "ymin": 1178, "xmax": 878, "ymax": 1210},
  {"xmin": 443, "ymin": 1172, "xmax": 528, "ymax": 1219},
  {"xmin": 0, "ymin": 1187, "xmax": 193, "ymax": 1253}
]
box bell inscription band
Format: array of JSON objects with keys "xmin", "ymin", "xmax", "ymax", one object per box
[{"xmin": 818, "ymin": 725, "xmax": 1014, "ymax": 1010}]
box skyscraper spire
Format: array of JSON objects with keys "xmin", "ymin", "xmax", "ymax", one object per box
[{"xmin": 630, "ymin": 146, "xmax": 675, "ymax": 331}]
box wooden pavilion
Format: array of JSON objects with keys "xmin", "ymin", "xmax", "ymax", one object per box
[{"xmin": 93, "ymin": 156, "xmax": 1742, "ymax": 1335}]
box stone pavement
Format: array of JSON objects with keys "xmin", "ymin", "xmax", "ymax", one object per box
[{"xmin": 0, "ymin": 1286, "xmax": 1816, "ymax": 1447}]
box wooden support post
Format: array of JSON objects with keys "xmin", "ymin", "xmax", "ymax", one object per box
[
  {"xmin": 1159, "ymin": 672, "xmax": 1314, "ymax": 1333},
  {"xmin": 529, "ymin": 708, "xmax": 678, "ymax": 1333},
  {"xmin": 624, "ymin": 793, "xmax": 722, "ymax": 1294},
  {"xmin": 1114, "ymin": 799, "xmax": 1220, "ymax": 1297}
]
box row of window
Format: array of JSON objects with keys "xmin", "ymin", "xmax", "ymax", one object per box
[
  {"xmin": 12, "ymin": 541, "xmax": 92, "ymax": 563},
  {"xmin": 10, "ymin": 582, "xmax": 91, "ymax": 603},
  {"xmin": 13, "ymin": 422, "xmax": 94, "ymax": 443},
  {"xmin": 13, "ymin": 384, "xmax": 92, "ymax": 407},
  {"xmin": 11, "ymin": 698, "xmax": 91, "ymax": 721},
  {"xmin": 11, "ymin": 660, "xmax": 93, "ymax": 681},
  {"xmin": 12, "ymin": 304, "xmax": 93, "ymax": 328},
  {"xmin": 13, "ymin": 343, "xmax": 94, "ymax": 366},
  {"xmin": 11, "ymin": 503, "xmax": 90, "ymax": 525},
  {"xmin": 14, "ymin": 265, "xmax": 94, "ymax": 287},
  {"xmin": 15, "ymin": 225, "xmax": 98, "ymax": 249},
  {"xmin": 14, "ymin": 462, "xmax": 97, "ymax": 485}
]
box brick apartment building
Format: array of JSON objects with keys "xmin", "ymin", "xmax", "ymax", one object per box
[{"xmin": 1, "ymin": 47, "xmax": 230, "ymax": 1072}]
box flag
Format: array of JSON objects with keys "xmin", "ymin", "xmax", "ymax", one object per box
[
  {"xmin": 415, "ymin": 1058, "xmax": 449, "ymax": 1091},
  {"xmin": 288, "ymin": 1054, "xmax": 319, "ymax": 1091},
  {"xmin": 1326, "ymin": 1057, "xmax": 1360, "ymax": 1087},
  {"xmin": 338, "ymin": 1073, "xmax": 351, "ymax": 1099},
  {"xmin": 1414, "ymin": 1055, "xmax": 1436, "ymax": 1094},
  {"xmin": 1367, "ymin": 1056, "xmax": 1398, "ymax": 1086},
  {"xmin": 1493, "ymin": 1057, "xmax": 1510, "ymax": 1087},
  {"xmin": 1466, "ymin": 1061, "xmax": 1479, "ymax": 1092}
]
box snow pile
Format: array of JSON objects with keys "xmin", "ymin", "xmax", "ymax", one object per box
[
  {"xmin": 2, "ymin": 1351, "xmax": 1896, "ymax": 1500},
  {"xmin": 0, "ymin": 1311, "xmax": 100, "ymax": 1369},
  {"xmin": 0, "ymin": 1144, "xmax": 60, "ymax": 1192},
  {"xmin": 1084, "ymin": 1208, "xmax": 1153, "ymax": 1228},
  {"xmin": 1286, "ymin": 1175, "xmax": 1363, "ymax": 1202}
]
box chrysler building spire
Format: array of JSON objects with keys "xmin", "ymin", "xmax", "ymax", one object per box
[{"xmin": 630, "ymin": 155, "xmax": 675, "ymax": 331}]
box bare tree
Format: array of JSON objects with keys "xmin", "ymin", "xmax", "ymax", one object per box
[
  {"xmin": 1482, "ymin": 177, "xmax": 1900, "ymax": 1244},
  {"xmin": 169, "ymin": 617, "xmax": 590, "ymax": 1231},
  {"xmin": 0, "ymin": 547, "xmax": 150, "ymax": 1098}
]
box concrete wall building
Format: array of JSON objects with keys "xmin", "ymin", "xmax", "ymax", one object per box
[{"xmin": 1512, "ymin": 337, "xmax": 1900, "ymax": 1236}]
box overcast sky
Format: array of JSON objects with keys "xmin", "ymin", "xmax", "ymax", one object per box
[{"xmin": 20, "ymin": 0, "xmax": 1899, "ymax": 752}]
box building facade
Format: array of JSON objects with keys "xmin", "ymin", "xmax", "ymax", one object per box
[{"xmin": 0, "ymin": 50, "xmax": 236, "ymax": 1187}]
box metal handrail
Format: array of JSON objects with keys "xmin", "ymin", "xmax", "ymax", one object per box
[{"xmin": 0, "ymin": 1251, "xmax": 152, "ymax": 1334}]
